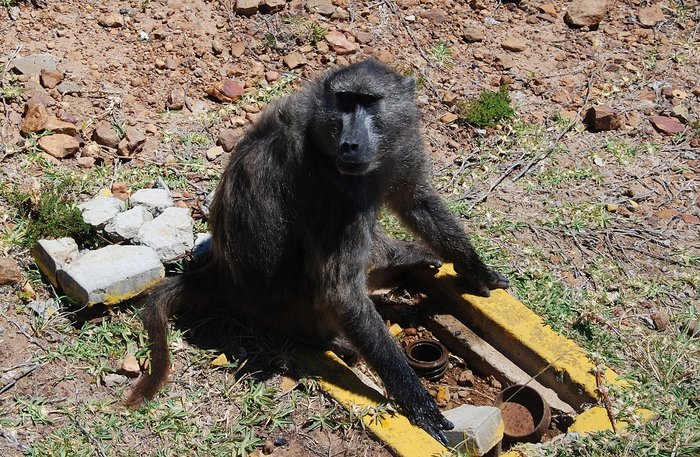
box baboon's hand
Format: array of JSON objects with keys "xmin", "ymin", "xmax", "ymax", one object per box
[
  {"xmin": 402, "ymin": 396, "xmax": 454, "ymax": 445},
  {"xmin": 455, "ymin": 264, "xmax": 510, "ymax": 297}
]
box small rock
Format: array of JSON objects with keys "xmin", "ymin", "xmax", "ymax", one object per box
[
  {"xmin": 103, "ymin": 373, "xmax": 129, "ymax": 387},
  {"xmin": 564, "ymin": 0, "xmax": 607, "ymax": 28},
  {"xmin": 167, "ymin": 89, "xmax": 186, "ymax": 110},
  {"xmin": 235, "ymin": 0, "xmax": 260, "ymax": 15},
  {"xmin": 78, "ymin": 195, "xmax": 126, "ymax": 228},
  {"xmin": 55, "ymin": 81, "xmax": 81, "ymax": 95},
  {"xmin": 260, "ymin": 0, "xmax": 286, "ymax": 13},
  {"xmin": 111, "ymin": 182, "xmax": 130, "ymax": 201},
  {"xmin": 57, "ymin": 245, "xmax": 165, "ymax": 305},
  {"xmin": 40, "ymin": 69, "xmax": 64, "ymax": 89},
  {"xmin": 0, "ymin": 257, "xmax": 23, "ymax": 285},
  {"xmin": 501, "ymin": 36, "xmax": 527, "ymax": 52},
  {"xmin": 354, "ymin": 31, "xmax": 373, "ymax": 45},
  {"xmin": 606, "ymin": 203, "xmax": 619, "ymax": 212},
  {"xmin": 117, "ymin": 127, "xmax": 146, "ymax": 157},
  {"xmin": 539, "ymin": 3, "xmax": 557, "ymax": 16},
  {"xmin": 495, "ymin": 55, "xmax": 515, "ymax": 70},
  {"xmin": 231, "ymin": 42, "xmax": 246, "ymax": 57},
  {"xmin": 443, "ymin": 92, "xmax": 459, "ymax": 106},
  {"xmin": 206, "ymin": 80, "xmax": 245, "ymax": 103},
  {"xmin": 206, "ymin": 145, "xmax": 225, "ymax": 161},
  {"xmin": 306, "ymin": 0, "xmax": 335, "ymax": 16},
  {"xmin": 31, "ymin": 238, "xmax": 79, "ymax": 287},
  {"xmin": 487, "ymin": 375, "xmax": 502, "ymax": 389},
  {"xmin": 217, "ymin": 128, "xmax": 243, "ymax": 152},
  {"xmin": 262, "ymin": 441, "xmax": 275, "ymax": 455},
  {"xmin": 649, "ymin": 115, "xmax": 684, "ymax": 134},
  {"xmin": 584, "ymin": 105, "xmax": 621, "ymax": 131},
  {"xmin": 682, "ymin": 319, "xmax": 699, "ymax": 338},
  {"xmin": 82, "ymin": 142, "xmax": 102, "ymax": 158},
  {"xmin": 38, "ymin": 134, "xmax": 80, "ymax": 159},
  {"xmin": 681, "ymin": 214, "xmax": 700, "ymax": 224},
  {"xmin": 441, "ymin": 113, "xmax": 459, "ymax": 124},
  {"xmin": 211, "ymin": 37, "xmax": 225, "ymax": 55},
  {"xmin": 135, "ymin": 207, "xmax": 195, "ymax": 262},
  {"xmin": 92, "ymin": 122, "xmax": 121, "ymax": 148},
  {"xmin": 651, "ymin": 309, "xmax": 670, "ymax": 331},
  {"xmin": 671, "ymin": 105, "xmax": 690, "ymax": 123},
  {"xmin": 130, "ymin": 188, "xmax": 174, "ymax": 216},
  {"xmin": 20, "ymin": 101, "xmax": 49, "ymax": 136},
  {"xmin": 463, "ymin": 25, "xmax": 485, "ymax": 43},
  {"xmin": 404, "ymin": 327, "xmax": 417, "ymax": 336},
  {"xmin": 265, "ymin": 71, "xmax": 280, "ymax": 83},
  {"xmin": 273, "ymin": 436, "xmax": 287, "ymax": 447},
  {"xmin": 98, "ymin": 14, "xmax": 124, "ymax": 27},
  {"xmin": 44, "ymin": 117, "xmax": 78, "ymax": 136},
  {"xmin": 12, "ymin": 54, "xmax": 57, "ymax": 75},
  {"xmin": 638, "ymin": 4, "xmax": 664, "ymax": 27},
  {"xmin": 457, "ymin": 370, "xmax": 475, "ymax": 387},
  {"xmin": 105, "ymin": 206, "xmax": 153, "ymax": 241},
  {"xmin": 76, "ymin": 157, "xmax": 96, "ymax": 168},
  {"xmin": 117, "ymin": 354, "xmax": 141, "ymax": 377},
  {"xmin": 324, "ymin": 31, "xmax": 358, "ymax": 55},
  {"xmin": 283, "ymin": 52, "xmax": 307, "ymax": 69}
]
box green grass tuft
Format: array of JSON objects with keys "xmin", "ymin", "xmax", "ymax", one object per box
[{"xmin": 458, "ymin": 86, "xmax": 515, "ymax": 128}]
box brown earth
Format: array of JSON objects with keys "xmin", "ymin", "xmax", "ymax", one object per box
[{"xmin": 1, "ymin": 0, "xmax": 699, "ymax": 456}]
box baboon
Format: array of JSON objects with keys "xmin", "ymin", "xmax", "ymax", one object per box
[{"xmin": 127, "ymin": 59, "xmax": 509, "ymax": 443}]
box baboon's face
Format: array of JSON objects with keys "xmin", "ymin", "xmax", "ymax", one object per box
[{"xmin": 333, "ymin": 91, "xmax": 382, "ymax": 176}]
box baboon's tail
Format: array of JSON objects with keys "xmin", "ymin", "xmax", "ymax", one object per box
[{"xmin": 125, "ymin": 264, "xmax": 217, "ymax": 408}]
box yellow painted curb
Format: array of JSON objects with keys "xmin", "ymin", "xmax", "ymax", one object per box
[
  {"xmin": 296, "ymin": 350, "xmax": 449, "ymax": 457},
  {"xmin": 413, "ymin": 264, "xmax": 622, "ymax": 409}
]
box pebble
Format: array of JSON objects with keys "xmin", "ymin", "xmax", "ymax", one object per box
[
  {"xmin": 441, "ymin": 113, "xmax": 459, "ymax": 124},
  {"xmin": 167, "ymin": 88, "xmax": 186, "ymax": 110},
  {"xmin": 306, "ymin": 0, "xmax": 335, "ymax": 16},
  {"xmin": 103, "ymin": 373, "xmax": 129, "ymax": 387},
  {"xmin": 457, "ymin": 370, "xmax": 476, "ymax": 387},
  {"xmin": 44, "ymin": 117, "xmax": 78, "ymax": 136},
  {"xmin": 55, "ymin": 81, "xmax": 81, "ymax": 95},
  {"xmin": 231, "ymin": 42, "xmax": 246, "ymax": 57},
  {"xmin": 206, "ymin": 145, "xmax": 225, "ymax": 161},
  {"xmin": 98, "ymin": 14, "xmax": 124, "ymax": 27},
  {"xmin": 651, "ymin": 309, "xmax": 670, "ymax": 331},
  {"xmin": 117, "ymin": 127, "xmax": 146, "ymax": 157},
  {"xmin": 260, "ymin": 0, "xmax": 286, "ymax": 13}
]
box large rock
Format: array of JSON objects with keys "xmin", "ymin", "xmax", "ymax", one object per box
[
  {"xmin": 31, "ymin": 238, "xmax": 79, "ymax": 287},
  {"xmin": 78, "ymin": 195, "xmax": 126, "ymax": 228},
  {"xmin": 135, "ymin": 207, "xmax": 194, "ymax": 262},
  {"xmin": 57, "ymin": 245, "xmax": 165, "ymax": 305},
  {"xmin": 38, "ymin": 134, "xmax": 80, "ymax": 159},
  {"xmin": 104, "ymin": 206, "xmax": 153, "ymax": 241},
  {"xmin": 564, "ymin": 0, "xmax": 607, "ymax": 28},
  {"xmin": 129, "ymin": 188, "xmax": 173, "ymax": 215},
  {"xmin": 12, "ymin": 54, "xmax": 57, "ymax": 75},
  {"xmin": 649, "ymin": 115, "xmax": 684, "ymax": 134}
]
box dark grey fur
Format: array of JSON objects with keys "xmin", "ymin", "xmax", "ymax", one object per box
[{"xmin": 127, "ymin": 60, "xmax": 509, "ymax": 443}]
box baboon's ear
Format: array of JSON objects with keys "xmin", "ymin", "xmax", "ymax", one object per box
[{"xmin": 402, "ymin": 76, "xmax": 416, "ymax": 93}]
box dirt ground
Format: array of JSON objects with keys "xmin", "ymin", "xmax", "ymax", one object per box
[{"xmin": 1, "ymin": 0, "xmax": 699, "ymax": 456}]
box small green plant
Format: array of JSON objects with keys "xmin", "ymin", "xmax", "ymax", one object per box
[
  {"xmin": 178, "ymin": 131, "xmax": 212, "ymax": 146},
  {"xmin": 309, "ymin": 22, "xmax": 327, "ymax": 44},
  {"xmin": 259, "ymin": 32, "xmax": 277, "ymax": 51},
  {"xmin": 430, "ymin": 41, "xmax": 453, "ymax": 67},
  {"xmin": 457, "ymin": 86, "xmax": 515, "ymax": 128},
  {"xmin": 604, "ymin": 138, "xmax": 637, "ymax": 165},
  {"xmin": 1, "ymin": 183, "xmax": 94, "ymax": 248}
]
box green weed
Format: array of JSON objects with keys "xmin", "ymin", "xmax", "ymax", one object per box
[
  {"xmin": 430, "ymin": 41, "xmax": 453, "ymax": 67},
  {"xmin": 457, "ymin": 86, "xmax": 515, "ymax": 128}
]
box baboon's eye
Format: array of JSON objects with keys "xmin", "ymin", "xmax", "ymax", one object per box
[{"xmin": 336, "ymin": 92, "xmax": 381, "ymax": 112}]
